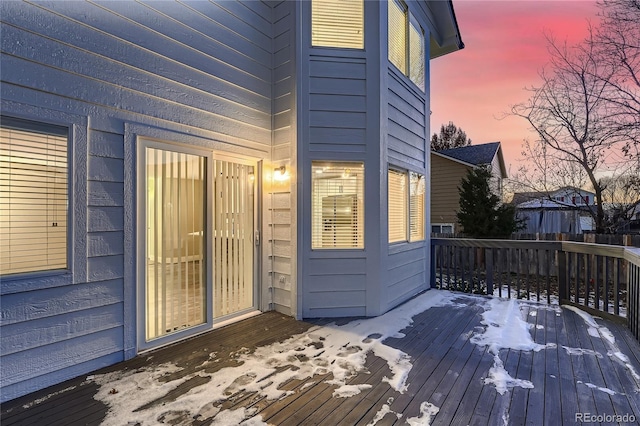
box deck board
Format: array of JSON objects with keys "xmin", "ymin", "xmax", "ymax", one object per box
[{"xmin": 2, "ymin": 293, "xmax": 640, "ymax": 425}]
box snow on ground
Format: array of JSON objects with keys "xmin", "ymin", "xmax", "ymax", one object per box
[
  {"xmin": 577, "ymin": 381, "xmax": 619, "ymax": 396},
  {"xmin": 405, "ymin": 401, "xmax": 439, "ymax": 426},
  {"xmin": 470, "ymin": 297, "xmax": 556, "ymax": 395},
  {"xmin": 88, "ymin": 290, "xmax": 459, "ymax": 425},
  {"xmin": 367, "ymin": 397, "xmax": 402, "ymax": 426},
  {"xmin": 563, "ymin": 305, "xmax": 640, "ymax": 384},
  {"xmin": 84, "ymin": 291, "xmax": 639, "ymax": 425}
]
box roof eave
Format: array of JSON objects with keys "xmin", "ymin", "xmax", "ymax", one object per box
[{"xmin": 429, "ymin": 0, "xmax": 464, "ymax": 60}]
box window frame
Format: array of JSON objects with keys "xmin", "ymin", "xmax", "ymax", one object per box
[
  {"xmin": 311, "ymin": 161, "xmax": 365, "ymax": 250},
  {"xmin": 432, "ymin": 223, "xmax": 455, "ymax": 234},
  {"xmin": 388, "ymin": 167, "xmax": 426, "ymax": 244},
  {"xmin": 0, "ymin": 109, "xmax": 87, "ymax": 293},
  {"xmin": 388, "ymin": 168, "xmax": 408, "ymax": 243},
  {"xmin": 387, "ymin": 0, "xmax": 426, "ymax": 92},
  {"xmin": 311, "ymin": 0, "xmax": 364, "ymax": 49},
  {"xmin": 1, "ymin": 117, "xmax": 70, "ymax": 277}
]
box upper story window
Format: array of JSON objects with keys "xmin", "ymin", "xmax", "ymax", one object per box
[
  {"xmin": 388, "ymin": 0, "xmax": 425, "ymax": 91},
  {"xmin": 312, "ymin": 161, "xmax": 364, "ymax": 249},
  {"xmin": 1, "ymin": 117, "xmax": 69, "ymax": 275},
  {"xmin": 312, "ymin": 0, "xmax": 364, "ymax": 49}
]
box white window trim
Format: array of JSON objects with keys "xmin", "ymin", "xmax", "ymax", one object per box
[
  {"xmin": 432, "ymin": 223, "xmax": 455, "ymax": 234},
  {"xmin": 388, "ymin": 168, "xmax": 426, "ymax": 244},
  {"xmin": 311, "ymin": 0, "xmax": 364, "ymax": 49},
  {"xmin": 311, "ymin": 161, "xmax": 365, "ymax": 250},
  {"xmin": 0, "ymin": 106, "xmax": 87, "ymax": 293},
  {"xmin": 388, "ymin": 0, "xmax": 426, "ymax": 92}
]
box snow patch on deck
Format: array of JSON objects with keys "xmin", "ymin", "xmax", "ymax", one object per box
[{"xmin": 88, "ymin": 290, "xmax": 461, "ymax": 425}]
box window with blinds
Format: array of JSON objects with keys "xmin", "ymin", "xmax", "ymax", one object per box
[
  {"xmin": 388, "ymin": 0, "xmax": 407, "ymax": 74},
  {"xmin": 409, "ymin": 172, "xmax": 425, "ymax": 241},
  {"xmin": 312, "ymin": 0, "xmax": 364, "ymax": 49},
  {"xmin": 388, "ymin": 169, "xmax": 425, "ymax": 243},
  {"xmin": 388, "ymin": 169, "xmax": 407, "ymax": 243},
  {"xmin": 312, "ymin": 161, "xmax": 364, "ymax": 249},
  {"xmin": 0, "ymin": 118, "xmax": 68, "ymax": 275},
  {"xmin": 388, "ymin": 0, "xmax": 425, "ymax": 92},
  {"xmin": 409, "ymin": 18, "xmax": 425, "ymax": 91}
]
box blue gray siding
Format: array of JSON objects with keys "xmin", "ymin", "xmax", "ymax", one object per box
[
  {"xmin": 268, "ymin": 0, "xmax": 296, "ymax": 315},
  {"xmin": 1, "ymin": 0, "xmax": 277, "ymax": 402},
  {"xmin": 298, "ymin": 1, "xmax": 382, "ymax": 318}
]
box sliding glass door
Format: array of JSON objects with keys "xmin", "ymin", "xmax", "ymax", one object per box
[
  {"xmin": 139, "ymin": 141, "xmax": 257, "ymax": 348},
  {"xmin": 145, "ymin": 147, "xmax": 207, "ymax": 340}
]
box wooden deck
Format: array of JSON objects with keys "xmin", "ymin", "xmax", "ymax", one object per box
[{"xmin": 2, "ymin": 291, "xmax": 640, "ymax": 425}]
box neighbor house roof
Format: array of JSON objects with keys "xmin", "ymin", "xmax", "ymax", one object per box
[{"xmin": 433, "ymin": 142, "xmax": 507, "ymax": 178}]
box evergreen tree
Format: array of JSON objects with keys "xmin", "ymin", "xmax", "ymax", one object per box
[
  {"xmin": 430, "ymin": 121, "xmax": 472, "ymax": 151},
  {"xmin": 456, "ymin": 166, "xmax": 523, "ymax": 238}
]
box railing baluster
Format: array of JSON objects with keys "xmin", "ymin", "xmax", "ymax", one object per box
[
  {"xmin": 586, "ymin": 254, "xmax": 592, "ymax": 309},
  {"xmin": 508, "ymin": 248, "xmax": 512, "ymax": 299},
  {"xmin": 613, "ymin": 259, "xmax": 620, "ymax": 315},
  {"xmin": 486, "ymin": 248, "xmax": 494, "ymax": 296},
  {"xmin": 595, "ymin": 255, "xmax": 602, "ymax": 312},
  {"xmin": 576, "ymin": 253, "xmax": 582, "ymax": 306},
  {"xmin": 546, "ymin": 249, "xmax": 551, "ymax": 305},
  {"xmin": 447, "ymin": 246, "xmax": 453, "ymax": 289},
  {"xmin": 604, "ymin": 256, "xmax": 610, "ymax": 314}
]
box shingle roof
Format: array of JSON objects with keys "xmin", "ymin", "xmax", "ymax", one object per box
[{"xmin": 437, "ymin": 142, "xmax": 501, "ymax": 166}]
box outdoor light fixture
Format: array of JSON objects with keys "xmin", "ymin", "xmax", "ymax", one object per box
[{"xmin": 273, "ymin": 165, "xmax": 288, "ymax": 181}]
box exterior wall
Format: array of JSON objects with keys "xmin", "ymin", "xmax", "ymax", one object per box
[
  {"xmin": 298, "ymin": 1, "xmax": 435, "ymax": 317},
  {"xmin": 430, "ymin": 154, "xmax": 473, "ymax": 231},
  {"xmin": 382, "ymin": 1, "xmax": 432, "ymax": 313},
  {"xmin": 0, "ymin": 0, "xmax": 276, "ymax": 402},
  {"xmin": 298, "ymin": 1, "xmax": 381, "ymax": 318},
  {"xmin": 489, "ymin": 153, "xmax": 504, "ymax": 198},
  {"xmin": 268, "ymin": 0, "xmax": 297, "ymax": 316}
]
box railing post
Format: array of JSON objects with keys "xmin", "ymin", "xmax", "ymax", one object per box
[
  {"xmin": 558, "ymin": 248, "xmax": 568, "ymax": 303},
  {"xmin": 430, "ymin": 241, "xmax": 437, "ymax": 289}
]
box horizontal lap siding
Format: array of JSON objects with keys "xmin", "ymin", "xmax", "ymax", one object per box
[
  {"xmin": 0, "ymin": 0, "xmax": 274, "ymax": 402},
  {"xmin": 301, "ymin": 49, "xmax": 368, "ymax": 317},
  {"xmin": 431, "ymin": 155, "xmax": 471, "ymax": 226},
  {"xmin": 387, "ymin": 71, "xmax": 426, "ymax": 170},
  {"xmin": 384, "ymin": 69, "xmax": 428, "ymax": 312},
  {"xmin": 386, "ymin": 246, "xmax": 428, "ymax": 310},
  {"xmin": 304, "ymin": 257, "xmax": 367, "ymax": 317},
  {"xmin": 309, "ymin": 57, "xmax": 367, "ymax": 152},
  {"xmin": 270, "ymin": 1, "xmax": 295, "ymax": 315}
]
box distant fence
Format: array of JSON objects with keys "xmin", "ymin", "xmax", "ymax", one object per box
[
  {"xmin": 430, "ymin": 237, "xmax": 640, "ymax": 343},
  {"xmin": 431, "ymin": 233, "xmax": 640, "ymax": 248}
]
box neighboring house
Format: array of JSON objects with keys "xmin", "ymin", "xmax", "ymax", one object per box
[
  {"xmin": 511, "ymin": 187, "xmax": 596, "ymax": 208},
  {"xmin": 511, "ymin": 187, "xmax": 596, "ymax": 234},
  {"xmin": 430, "ymin": 142, "xmax": 507, "ymax": 234},
  {"xmin": 0, "ymin": 1, "xmax": 463, "ymax": 402}
]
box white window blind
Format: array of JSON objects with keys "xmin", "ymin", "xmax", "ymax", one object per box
[
  {"xmin": 388, "ymin": 169, "xmax": 407, "ymax": 243},
  {"xmin": 0, "ymin": 119, "xmax": 68, "ymax": 275},
  {"xmin": 409, "ymin": 172, "xmax": 425, "ymax": 241},
  {"xmin": 388, "ymin": 0, "xmax": 407, "ymax": 74},
  {"xmin": 312, "ymin": 161, "xmax": 364, "ymax": 249},
  {"xmin": 312, "ymin": 0, "xmax": 364, "ymax": 49},
  {"xmin": 409, "ymin": 18, "xmax": 425, "ymax": 91},
  {"xmin": 388, "ymin": 0, "xmax": 425, "ymax": 92}
]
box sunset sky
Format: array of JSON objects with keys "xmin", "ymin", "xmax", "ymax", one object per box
[{"xmin": 430, "ymin": 0, "xmax": 601, "ymax": 177}]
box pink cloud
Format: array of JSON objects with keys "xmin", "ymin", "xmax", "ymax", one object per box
[{"xmin": 430, "ymin": 0, "xmax": 600, "ymax": 174}]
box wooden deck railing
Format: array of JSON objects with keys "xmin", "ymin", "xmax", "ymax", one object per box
[{"xmin": 430, "ymin": 238, "xmax": 640, "ymax": 342}]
